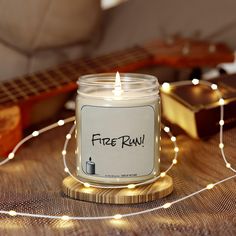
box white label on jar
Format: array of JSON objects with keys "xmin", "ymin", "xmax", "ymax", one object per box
[{"xmin": 80, "ymin": 105, "xmax": 155, "ymax": 178}]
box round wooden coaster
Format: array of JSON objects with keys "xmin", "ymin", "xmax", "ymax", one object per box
[{"xmin": 62, "ymin": 175, "xmax": 173, "ymax": 204}]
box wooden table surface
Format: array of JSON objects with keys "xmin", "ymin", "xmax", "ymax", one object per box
[{"xmin": 0, "ymin": 118, "xmax": 236, "ymax": 236}]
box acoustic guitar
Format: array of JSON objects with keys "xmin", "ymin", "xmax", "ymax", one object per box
[{"xmin": 0, "ymin": 37, "xmax": 233, "ymax": 156}]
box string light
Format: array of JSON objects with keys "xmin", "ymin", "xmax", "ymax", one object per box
[
  {"xmin": 113, "ymin": 214, "xmax": 122, "ymax": 220},
  {"xmin": 8, "ymin": 152, "xmax": 15, "ymax": 159},
  {"xmin": 160, "ymin": 172, "xmax": 166, "ymax": 177},
  {"xmin": 8, "ymin": 210, "xmax": 17, "ymax": 216},
  {"xmin": 192, "ymin": 79, "xmax": 199, "ymax": 85},
  {"xmin": 206, "ymin": 184, "xmax": 214, "ymax": 189},
  {"xmin": 172, "ymin": 159, "xmax": 177, "ymax": 165},
  {"xmin": 164, "ymin": 126, "xmax": 170, "ymax": 133},
  {"xmin": 171, "ymin": 136, "xmax": 176, "ymax": 142},
  {"xmin": 219, "ymin": 120, "xmax": 224, "ymax": 126},
  {"xmin": 84, "ymin": 183, "xmax": 91, "ymax": 188},
  {"xmin": 0, "ymin": 80, "xmax": 235, "ymax": 222},
  {"xmin": 174, "ymin": 147, "xmax": 179, "ymax": 153},
  {"xmin": 226, "ymin": 163, "xmax": 231, "ymax": 168},
  {"xmin": 58, "ymin": 120, "xmax": 65, "ymax": 126},
  {"xmin": 61, "ymin": 215, "xmax": 70, "ymax": 221},
  {"xmin": 211, "ymin": 84, "xmax": 218, "ymax": 90},
  {"xmin": 162, "ymin": 203, "xmax": 172, "ymax": 209},
  {"xmin": 219, "ymin": 143, "xmax": 224, "ymax": 149},
  {"xmin": 61, "ymin": 122, "xmax": 179, "ymax": 189},
  {"xmin": 219, "ymin": 98, "xmax": 225, "ymax": 105},
  {"xmin": 127, "ymin": 184, "xmax": 136, "ymax": 189},
  {"xmin": 161, "ymin": 82, "xmax": 171, "ymax": 92},
  {"xmin": 32, "ymin": 131, "xmax": 39, "ymax": 137},
  {"xmin": 62, "ymin": 150, "xmax": 67, "ymax": 155}
]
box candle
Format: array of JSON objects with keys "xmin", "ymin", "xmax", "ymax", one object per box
[
  {"xmin": 86, "ymin": 157, "xmax": 95, "ymax": 174},
  {"xmin": 76, "ymin": 73, "xmax": 160, "ymax": 185}
]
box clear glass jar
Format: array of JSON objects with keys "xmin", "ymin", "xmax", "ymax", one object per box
[{"xmin": 76, "ymin": 73, "xmax": 160, "ymax": 185}]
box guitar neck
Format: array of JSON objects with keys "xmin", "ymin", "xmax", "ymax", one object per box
[
  {"xmin": 0, "ymin": 46, "xmax": 152, "ymax": 107},
  {"xmin": 0, "ymin": 37, "xmax": 234, "ymax": 107}
]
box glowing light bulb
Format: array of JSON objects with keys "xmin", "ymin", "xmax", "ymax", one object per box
[
  {"xmin": 64, "ymin": 167, "xmax": 69, "ymax": 173},
  {"xmin": 211, "ymin": 84, "xmax": 218, "ymax": 90},
  {"xmin": 219, "ymin": 98, "xmax": 225, "ymax": 105},
  {"xmin": 113, "ymin": 214, "xmax": 122, "ymax": 220},
  {"xmin": 172, "ymin": 159, "xmax": 177, "ymax": 164},
  {"xmin": 226, "ymin": 163, "xmax": 231, "ymax": 168},
  {"xmin": 62, "ymin": 150, "xmax": 67, "ymax": 155},
  {"xmin": 160, "ymin": 172, "xmax": 166, "ymax": 177},
  {"xmin": 219, "ymin": 120, "xmax": 224, "ymax": 126},
  {"xmin": 192, "ymin": 79, "xmax": 199, "ymax": 85},
  {"xmin": 219, "ymin": 143, "xmax": 224, "ymax": 149},
  {"xmin": 8, "ymin": 152, "xmax": 15, "ymax": 159},
  {"xmin": 58, "ymin": 120, "xmax": 65, "ymax": 126},
  {"xmin": 174, "ymin": 147, "xmax": 179, "ymax": 153},
  {"xmin": 164, "ymin": 127, "xmax": 170, "ymax": 133},
  {"xmin": 161, "ymin": 82, "xmax": 171, "ymax": 92},
  {"xmin": 127, "ymin": 184, "xmax": 135, "ymax": 189},
  {"xmin": 162, "ymin": 203, "xmax": 172, "ymax": 208},
  {"xmin": 84, "ymin": 183, "xmax": 90, "ymax": 188},
  {"xmin": 171, "ymin": 136, "xmax": 176, "ymax": 142},
  {"xmin": 113, "ymin": 72, "xmax": 123, "ymax": 96},
  {"xmin": 206, "ymin": 184, "xmax": 214, "ymax": 189},
  {"xmin": 61, "ymin": 215, "xmax": 70, "ymax": 221},
  {"xmin": 66, "ymin": 134, "xmax": 72, "ymax": 140},
  {"xmin": 32, "ymin": 131, "xmax": 39, "ymax": 137},
  {"xmin": 8, "ymin": 210, "xmax": 17, "ymax": 216}
]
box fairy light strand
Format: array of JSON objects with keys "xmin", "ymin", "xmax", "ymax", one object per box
[
  {"xmin": 61, "ymin": 122, "xmax": 179, "ymax": 189},
  {"xmin": 0, "ymin": 79, "xmax": 235, "ymax": 221}
]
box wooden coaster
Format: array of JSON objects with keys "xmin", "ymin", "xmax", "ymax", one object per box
[{"xmin": 62, "ymin": 175, "xmax": 173, "ymax": 204}]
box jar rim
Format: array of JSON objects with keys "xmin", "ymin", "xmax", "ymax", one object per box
[
  {"xmin": 77, "ymin": 73, "xmax": 159, "ymax": 88},
  {"xmin": 77, "ymin": 73, "xmax": 159, "ymax": 99}
]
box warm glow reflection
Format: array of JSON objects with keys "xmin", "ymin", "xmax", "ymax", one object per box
[
  {"xmin": 81, "ymin": 186, "xmax": 94, "ymax": 194},
  {"xmin": 54, "ymin": 220, "xmax": 75, "ymax": 229},
  {"xmin": 0, "ymin": 220, "xmax": 21, "ymax": 229},
  {"xmin": 110, "ymin": 219, "xmax": 128, "ymax": 228}
]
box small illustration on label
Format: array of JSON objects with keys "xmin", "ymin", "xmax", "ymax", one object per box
[{"xmin": 86, "ymin": 157, "xmax": 95, "ymax": 175}]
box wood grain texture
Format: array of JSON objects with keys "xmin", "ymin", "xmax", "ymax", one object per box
[
  {"xmin": 62, "ymin": 175, "xmax": 173, "ymax": 204},
  {"xmin": 0, "ymin": 122, "xmax": 236, "ymax": 236},
  {"xmin": 0, "ymin": 106, "xmax": 22, "ymax": 156}
]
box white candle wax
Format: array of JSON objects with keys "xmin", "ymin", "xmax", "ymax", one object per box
[{"xmin": 76, "ymin": 73, "xmax": 160, "ymax": 185}]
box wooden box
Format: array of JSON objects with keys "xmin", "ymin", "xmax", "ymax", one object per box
[{"xmin": 161, "ymin": 74, "xmax": 236, "ymax": 138}]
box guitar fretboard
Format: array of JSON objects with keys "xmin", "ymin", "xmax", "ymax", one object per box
[
  {"xmin": 0, "ymin": 46, "xmax": 152, "ymax": 106},
  {"xmin": 0, "ymin": 38, "xmax": 234, "ymax": 107}
]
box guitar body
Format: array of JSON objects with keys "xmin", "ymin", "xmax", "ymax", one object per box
[
  {"xmin": 0, "ymin": 106, "xmax": 22, "ymax": 156},
  {"xmin": 0, "ymin": 89, "xmax": 71, "ymax": 157},
  {"xmin": 0, "ymin": 37, "xmax": 233, "ymax": 157}
]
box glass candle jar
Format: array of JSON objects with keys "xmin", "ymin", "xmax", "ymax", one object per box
[{"xmin": 76, "ymin": 73, "xmax": 160, "ymax": 185}]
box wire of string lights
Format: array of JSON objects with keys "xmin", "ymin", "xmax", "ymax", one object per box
[{"xmin": 0, "ymin": 79, "xmax": 235, "ymax": 221}]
